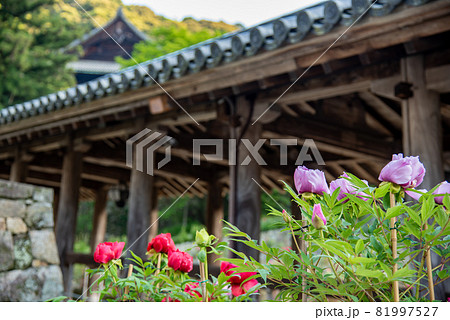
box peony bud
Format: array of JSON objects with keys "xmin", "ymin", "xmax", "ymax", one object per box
[
  {"xmin": 311, "ymin": 204, "xmax": 326, "ymax": 230},
  {"xmin": 281, "ymin": 209, "xmax": 291, "ymax": 223},
  {"xmin": 378, "ymin": 154, "xmax": 426, "ymax": 189},
  {"xmin": 195, "ymin": 228, "xmax": 215, "ymax": 248}
]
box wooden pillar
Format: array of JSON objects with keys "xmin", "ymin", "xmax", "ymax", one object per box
[
  {"xmin": 206, "ymin": 173, "xmax": 224, "ymax": 265},
  {"xmin": 127, "ymin": 167, "xmax": 153, "ymax": 258},
  {"xmin": 148, "ymin": 185, "xmax": 159, "ymax": 242},
  {"xmin": 90, "ymin": 187, "xmax": 108, "ymax": 252},
  {"xmin": 402, "ymin": 55, "xmax": 447, "ymax": 301},
  {"xmin": 230, "ymin": 95, "xmax": 262, "ymax": 260},
  {"xmin": 402, "ymin": 55, "xmax": 444, "ymax": 189},
  {"xmin": 55, "ymin": 145, "xmax": 83, "ymax": 294},
  {"xmin": 9, "ymin": 149, "xmax": 29, "ymax": 183},
  {"xmin": 53, "ymin": 188, "xmax": 60, "ymax": 229}
]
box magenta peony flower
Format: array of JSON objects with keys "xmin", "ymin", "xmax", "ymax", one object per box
[
  {"xmin": 168, "ymin": 249, "xmax": 193, "ymax": 273},
  {"xmin": 433, "ymin": 181, "xmax": 450, "ymax": 205},
  {"xmin": 220, "ymin": 261, "xmax": 259, "ymax": 297},
  {"xmin": 330, "ymin": 173, "xmax": 369, "ymax": 202},
  {"xmin": 378, "ymin": 154, "xmax": 425, "ymax": 189},
  {"xmin": 311, "ymin": 204, "xmax": 326, "ymax": 230},
  {"xmin": 147, "ymin": 233, "xmax": 176, "ymax": 254},
  {"xmin": 93, "ymin": 242, "xmax": 125, "ymax": 264},
  {"xmin": 294, "ymin": 166, "xmax": 330, "ymax": 195}
]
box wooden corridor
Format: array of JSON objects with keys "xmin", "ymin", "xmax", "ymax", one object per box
[{"xmin": 0, "ymin": 0, "xmax": 449, "ymax": 297}]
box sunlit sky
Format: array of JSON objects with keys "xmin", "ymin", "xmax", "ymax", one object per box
[{"xmin": 122, "ymin": 0, "xmax": 321, "ymax": 27}]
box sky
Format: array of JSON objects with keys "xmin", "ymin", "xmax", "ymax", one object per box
[{"xmin": 122, "ymin": 0, "xmax": 321, "ymax": 27}]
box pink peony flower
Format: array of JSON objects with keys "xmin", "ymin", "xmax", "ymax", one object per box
[
  {"xmin": 433, "ymin": 181, "xmax": 450, "ymax": 205},
  {"xmin": 378, "ymin": 154, "xmax": 425, "ymax": 189},
  {"xmin": 93, "ymin": 242, "xmax": 125, "ymax": 264},
  {"xmin": 330, "ymin": 173, "xmax": 369, "ymax": 202},
  {"xmin": 294, "ymin": 166, "xmax": 330, "ymax": 195}
]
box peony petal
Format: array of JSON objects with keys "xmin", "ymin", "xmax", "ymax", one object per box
[
  {"xmin": 242, "ymin": 279, "xmax": 259, "ymax": 293},
  {"xmin": 406, "ymin": 189, "xmax": 427, "ymax": 201},
  {"xmin": 231, "ymin": 284, "xmax": 245, "ymax": 297}
]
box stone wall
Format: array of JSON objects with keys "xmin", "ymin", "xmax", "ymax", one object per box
[{"xmin": 0, "ymin": 179, "xmax": 63, "ymax": 301}]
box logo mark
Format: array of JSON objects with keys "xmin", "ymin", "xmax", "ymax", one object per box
[{"xmin": 126, "ymin": 129, "xmax": 173, "ymax": 176}]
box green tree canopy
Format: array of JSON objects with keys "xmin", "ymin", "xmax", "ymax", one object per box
[
  {"xmin": 0, "ymin": 0, "xmax": 77, "ymax": 108},
  {"xmin": 116, "ymin": 24, "xmax": 229, "ymax": 68}
]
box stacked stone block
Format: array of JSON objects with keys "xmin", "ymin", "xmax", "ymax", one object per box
[{"xmin": 0, "ymin": 179, "xmax": 63, "ymax": 301}]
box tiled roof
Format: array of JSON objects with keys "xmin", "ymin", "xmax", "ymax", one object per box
[{"xmin": 1, "ymin": 0, "xmax": 432, "ymax": 124}]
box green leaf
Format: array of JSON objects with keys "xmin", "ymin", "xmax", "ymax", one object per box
[
  {"xmin": 375, "ymin": 183, "xmax": 390, "ymax": 199},
  {"xmin": 355, "ymin": 266, "xmax": 384, "ymax": 278},
  {"xmin": 404, "ymin": 205, "xmax": 421, "ymax": 226},
  {"xmin": 370, "ymin": 235, "xmax": 384, "ymax": 253},
  {"xmin": 421, "ymin": 195, "xmax": 436, "ymax": 222},
  {"xmin": 443, "ymin": 194, "xmax": 450, "ymax": 211},
  {"xmin": 129, "ymin": 250, "xmax": 143, "ymax": 267},
  {"xmin": 390, "ymin": 266, "xmax": 416, "ymax": 280},
  {"xmin": 349, "ymin": 256, "xmax": 376, "ymax": 264},
  {"xmin": 355, "ymin": 239, "xmax": 364, "ymax": 255},
  {"xmin": 385, "ymin": 205, "xmax": 403, "ymax": 220},
  {"xmin": 257, "ymin": 269, "xmax": 270, "ymax": 283}
]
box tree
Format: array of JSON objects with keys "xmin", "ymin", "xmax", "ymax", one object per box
[
  {"xmin": 0, "ymin": 0, "xmax": 77, "ymax": 108},
  {"xmin": 116, "ymin": 24, "xmax": 228, "ymax": 68}
]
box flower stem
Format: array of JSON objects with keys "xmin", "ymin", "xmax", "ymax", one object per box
[
  {"xmin": 301, "ymin": 218, "xmax": 307, "ymax": 302},
  {"xmin": 123, "ymin": 264, "xmax": 134, "ymax": 301},
  {"xmin": 155, "ymin": 253, "xmax": 162, "ymax": 276},
  {"xmin": 424, "ymin": 223, "xmax": 435, "ymax": 301},
  {"xmin": 390, "ymin": 191, "xmax": 399, "ymax": 302},
  {"xmin": 199, "ymin": 261, "xmax": 207, "ymax": 302},
  {"xmin": 320, "ymin": 230, "xmax": 342, "ymax": 285}
]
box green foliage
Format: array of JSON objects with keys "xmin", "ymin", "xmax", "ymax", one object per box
[
  {"xmin": 221, "ymin": 178, "xmax": 450, "ymax": 302},
  {"xmin": 0, "ymin": 0, "xmax": 238, "ymax": 108},
  {"xmin": 0, "ymin": 0, "xmax": 77, "ymax": 107},
  {"xmin": 116, "ymin": 25, "xmax": 227, "ymax": 67},
  {"xmin": 80, "ymin": 244, "xmax": 257, "ymax": 302}
]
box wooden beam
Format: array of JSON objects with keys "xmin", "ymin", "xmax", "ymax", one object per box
[
  {"xmin": 278, "ymin": 81, "xmax": 371, "ymax": 104},
  {"xmin": 55, "ymin": 144, "xmax": 83, "ymax": 294},
  {"xmin": 90, "ymin": 187, "xmax": 108, "ymax": 252},
  {"xmin": 425, "ymin": 64, "xmax": 450, "ymax": 93},
  {"xmin": 359, "ymin": 91, "xmax": 403, "ymax": 131}
]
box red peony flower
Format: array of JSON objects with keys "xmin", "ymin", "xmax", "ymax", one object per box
[
  {"xmin": 168, "ymin": 249, "xmax": 193, "ymax": 273},
  {"xmin": 184, "ymin": 282, "xmax": 202, "ymax": 298},
  {"xmin": 220, "ymin": 261, "xmax": 259, "ymax": 297},
  {"xmin": 94, "ymin": 241, "xmax": 125, "ymax": 264},
  {"xmin": 147, "ymin": 233, "xmax": 176, "ymax": 254}
]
